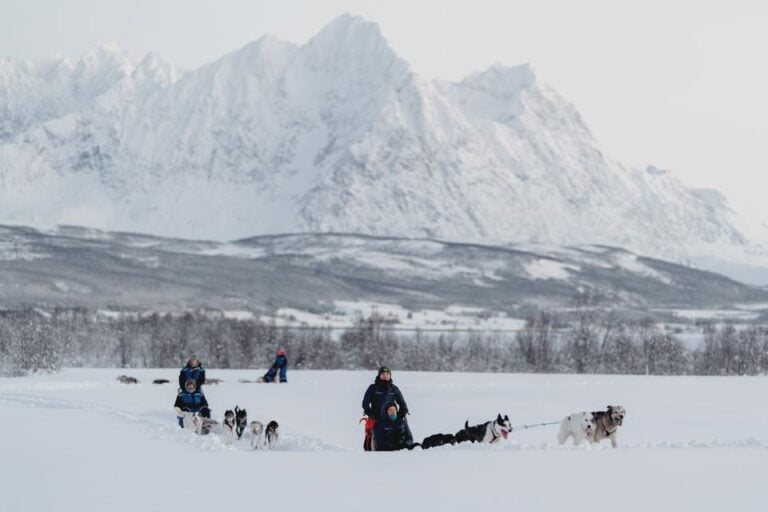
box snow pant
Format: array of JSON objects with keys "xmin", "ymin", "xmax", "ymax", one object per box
[
  {"xmin": 264, "ymin": 366, "xmax": 287, "ymax": 383},
  {"xmin": 362, "ymin": 417, "xmax": 376, "ymax": 451}
]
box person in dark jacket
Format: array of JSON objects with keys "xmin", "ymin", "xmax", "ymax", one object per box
[
  {"xmin": 262, "ymin": 347, "xmax": 288, "ymax": 383},
  {"xmin": 372, "ymin": 402, "xmax": 416, "ymax": 451},
  {"xmin": 174, "ymin": 379, "xmax": 210, "ymax": 428},
  {"xmin": 362, "ymin": 366, "xmax": 412, "ymax": 450},
  {"xmin": 178, "ymin": 354, "xmax": 206, "ymax": 391}
]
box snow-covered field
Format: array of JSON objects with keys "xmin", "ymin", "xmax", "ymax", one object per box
[{"xmin": 2, "ymin": 369, "xmax": 766, "ymax": 511}]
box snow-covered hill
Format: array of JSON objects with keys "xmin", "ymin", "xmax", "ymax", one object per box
[
  {"xmin": 2, "ymin": 225, "xmax": 766, "ymax": 315},
  {"xmin": 2, "ymin": 368, "xmax": 766, "ymax": 511},
  {"xmin": 2, "ymin": 14, "xmax": 768, "ymax": 281}
]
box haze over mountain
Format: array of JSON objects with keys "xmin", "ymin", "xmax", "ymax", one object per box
[{"xmin": 1, "ymin": 14, "xmax": 767, "ymax": 282}]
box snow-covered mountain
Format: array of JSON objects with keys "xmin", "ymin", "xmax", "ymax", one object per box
[{"xmin": 1, "ymin": 14, "xmax": 767, "ymax": 281}]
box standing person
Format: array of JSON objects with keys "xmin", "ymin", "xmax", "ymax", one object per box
[
  {"xmin": 178, "ymin": 354, "xmax": 205, "ymax": 391},
  {"xmin": 262, "ymin": 347, "xmax": 288, "ymax": 383},
  {"xmin": 361, "ymin": 366, "xmax": 412, "ymax": 451}
]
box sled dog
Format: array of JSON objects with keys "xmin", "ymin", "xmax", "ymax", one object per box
[
  {"xmin": 235, "ymin": 406, "xmax": 248, "ymax": 440},
  {"xmin": 180, "ymin": 411, "xmax": 203, "ymax": 435},
  {"xmin": 591, "ymin": 405, "xmax": 626, "ymax": 448},
  {"xmin": 455, "ymin": 414, "xmax": 512, "ymax": 444},
  {"xmin": 420, "ymin": 433, "xmax": 456, "ymax": 449},
  {"xmin": 265, "ymin": 420, "xmax": 279, "ymax": 449},
  {"xmin": 557, "ymin": 412, "xmax": 595, "ymax": 445},
  {"xmin": 222, "ymin": 410, "xmax": 236, "ymax": 444},
  {"xmin": 178, "ymin": 409, "xmax": 216, "ymax": 435},
  {"xmin": 250, "ymin": 420, "xmax": 264, "ymax": 449}
]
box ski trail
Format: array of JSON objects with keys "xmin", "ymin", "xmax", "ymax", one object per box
[
  {"xmin": 2, "ymin": 392, "xmax": 765, "ymax": 453},
  {"xmin": 0, "ymin": 392, "xmax": 351, "ymax": 452}
]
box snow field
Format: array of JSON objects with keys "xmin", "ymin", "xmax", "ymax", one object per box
[{"xmin": 1, "ymin": 369, "xmax": 767, "ymax": 511}]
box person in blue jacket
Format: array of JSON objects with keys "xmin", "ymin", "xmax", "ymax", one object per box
[
  {"xmin": 178, "ymin": 354, "xmax": 205, "ymax": 391},
  {"xmin": 263, "ymin": 347, "xmax": 288, "ymax": 383},
  {"xmin": 362, "ymin": 366, "xmax": 412, "ymax": 450},
  {"xmin": 372, "ymin": 402, "xmax": 417, "ymax": 451},
  {"xmin": 174, "ymin": 379, "xmax": 210, "ymax": 428}
]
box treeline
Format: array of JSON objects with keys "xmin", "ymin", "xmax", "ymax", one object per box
[{"xmin": 1, "ymin": 308, "xmax": 767, "ymax": 376}]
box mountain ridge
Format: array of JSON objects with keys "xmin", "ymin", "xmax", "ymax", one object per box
[{"xmin": 1, "ymin": 14, "xmax": 767, "ymax": 283}]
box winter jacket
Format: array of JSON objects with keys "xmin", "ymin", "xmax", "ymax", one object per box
[
  {"xmin": 178, "ymin": 362, "xmax": 206, "ymax": 390},
  {"xmin": 373, "ymin": 413, "xmax": 414, "ymax": 451},
  {"xmin": 174, "ymin": 389, "xmax": 209, "ymax": 414},
  {"xmin": 362, "ymin": 377, "xmax": 409, "ymax": 420}
]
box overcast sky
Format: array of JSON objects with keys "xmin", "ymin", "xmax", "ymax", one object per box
[{"xmin": 2, "ymin": 0, "xmax": 766, "ymax": 219}]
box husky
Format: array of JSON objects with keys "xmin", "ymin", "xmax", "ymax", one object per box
[
  {"xmin": 591, "ymin": 405, "xmax": 626, "ymax": 448},
  {"xmin": 179, "ymin": 411, "xmax": 203, "ymax": 435},
  {"xmin": 178, "ymin": 408, "xmax": 216, "ymax": 436},
  {"xmin": 557, "ymin": 412, "xmax": 595, "ymax": 446},
  {"xmin": 222, "ymin": 410, "xmax": 236, "ymax": 444},
  {"xmin": 235, "ymin": 406, "xmax": 248, "ymax": 440},
  {"xmin": 455, "ymin": 414, "xmax": 512, "ymax": 444},
  {"xmin": 265, "ymin": 420, "xmax": 279, "ymax": 449},
  {"xmin": 249, "ymin": 421, "xmax": 264, "ymax": 449},
  {"xmin": 420, "ymin": 433, "xmax": 456, "ymax": 450}
]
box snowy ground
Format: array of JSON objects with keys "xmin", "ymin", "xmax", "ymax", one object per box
[{"xmin": 2, "ymin": 369, "xmax": 767, "ymax": 511}]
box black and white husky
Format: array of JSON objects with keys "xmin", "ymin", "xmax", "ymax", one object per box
[
  {"xmin": 455, "ymin": 414, "xmax": 512, "ymax": 444},
  {"xmin": 265, "ymin": 420, "xmax": 279, "ymax": 449},
  {"xmin": 234, "ymin": 406, "xmax": 248, "ymax": 440},
  {"xmin": 222, "ymin": 410, "xmax": 236, "ymax": 444},
  {"xmin": 249, "ymin": 420, "xmax": 264, "ymax": 449}
]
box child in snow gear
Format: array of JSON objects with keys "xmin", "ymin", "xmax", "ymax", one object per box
[
  {"xmin": 372, "ymin": 402, "xmax": 417, "ymax": 451},
  {"xmin": 174, "ymin": 379, "xmax": 210, "ymax": 428},
  {"xmin": 262, "ymin": 348, "xmax": 288, "ymax": 383},
  {"xmin": 361, "ymin": 366, "xmax": 413, "ymax": 451},
  {"xmin": 178, "ymin": 354, "xmax": 206, "ymax": 391}
]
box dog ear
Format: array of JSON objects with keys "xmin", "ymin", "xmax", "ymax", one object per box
[
  {"xmin": 504, "ymin": 415, "xmax": 509, "ymax": 421},
  {"xmin": 607, "ymin": 405, "xmax": 613, "ymax": 412}
]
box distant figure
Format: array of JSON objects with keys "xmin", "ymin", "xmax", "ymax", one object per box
[
  {"xmin": 262, "ymin": 348, "xmax": 288, "ymax": 383},
  {"xmin": 178, "ymin": 354, "xmax": 205, "ymax": 391}
]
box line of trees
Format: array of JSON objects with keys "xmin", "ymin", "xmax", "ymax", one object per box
[{"xmin": 1, "ymin": 308, "xmax": 768, "ymax": 376}]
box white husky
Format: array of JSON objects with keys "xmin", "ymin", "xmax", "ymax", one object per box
[
  {"xmin": 177, "ymin": 410, "xmax": 203, "ymax": 435},
  {"xmin": 250, "ymin": 421, "xmax": 264, "ymax": 449},
  {"xmin": 557, "ymin": 412, "xmax": 595, "ymax": 445}
]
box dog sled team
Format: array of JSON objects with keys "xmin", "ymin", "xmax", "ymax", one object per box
[
  {"xmin": 174, "ymin": 354, "xmax": 280, "ymax": 448},
  {"xmin": 361, "ymin": 366, "xmax": 627, "ymax": 451},
  {"xmin": 172, "ymin": 354, "xmax": 626, "ymax": 452}
]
